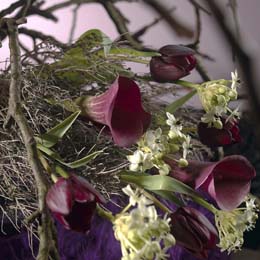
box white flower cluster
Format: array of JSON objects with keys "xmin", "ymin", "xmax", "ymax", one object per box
[
  {"xmin": 127, "ymin": 113, "xmax": 192, "ymax": 175},
  {"xmin": 215, "ymin": 195, "xmax": 259, "ymax": 254},
  {"xmin": 198, "ymin": 71, "xmax": 240, "ymax": 128},
  {"xmin": 113, "ymin": 185, "xmax": 175, "ymax": 260}
]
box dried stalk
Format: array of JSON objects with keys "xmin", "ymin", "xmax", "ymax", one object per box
[{"xmin": 1, "ymin": 17, "xmax": 59, "ymax": 260}]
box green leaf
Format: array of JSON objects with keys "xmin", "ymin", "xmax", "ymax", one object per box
[
  {"xmin": 37, "ymin": 143, "xmax": 102, "ymax": 169},
  {"xmin": 65, "ymin": 151, "xmax": 102, "ymax": 168},
  {"xmin": 120, "ymin": 172, "xmax": 200, "ymax": 198},
  {"xmin": 166, "ymin": 89, "xmax": 197, "ymax": 114},
  {"xmin": 101, "ymin": 32, "xmax": 113, "ymax": 57},
  {"xmin": 151, "ymin": 190, "xmax": 184, "ymax": 207},
  {"xmin": 44, "ymin": 98, "xmax": 81, "ymax": 113},
  {"xmin": 108, "ymin": 47, "xmax": 160, "ymax": 58},
  {"xmin": 35, "ymin": 111, "xmax": 81, "ymax": 148}
]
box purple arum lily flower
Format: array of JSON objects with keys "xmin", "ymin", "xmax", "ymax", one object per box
[
  {"xmin": 198, "ymin": 118, "xmax": 241, "ymax": 147},
  {"xmin": 170, "ymin": 206, "xmax": 218, "ymax": 259},
  {"xmin": 150, "ymin": 45, "xmax": 196, "ymax": 82},
  {"xmin": 167, "ymin": 155, "xmax": 256, "ymax": 211},
  {"xmin": 46, "ymin": 174, "xmax": 105, "ymax": 233},
  {"xmin": 77, "ymin": 76, "xmax": 151, "ymax": 147}
]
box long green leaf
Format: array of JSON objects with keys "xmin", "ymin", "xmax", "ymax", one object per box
[
  {"xmin": 35, "ymin": 111, "xmax": 81, "ymax": 148},
  {"xmin": 65, "ymin": 151, "xmax": 102, "ymax": 168},
  {"xmin": 108, "ymin": 47, "xmax": 160, "ymax": 58},
  {"xmin": 166, "ymin": 89, "xmax": 197, "ymax": 114},
  {"xmin": 120, "ymin": 172, "xmax": 199, "ymax": 198},
  {"xmin": 151, "ymin": 190, "xmax": 184, "ymax": 207},
  {"xmin": 37, "ymin": 143, "xmax": 102, "ymax": 169}
]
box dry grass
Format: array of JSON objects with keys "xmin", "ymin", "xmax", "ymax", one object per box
[{"xmin": 0, "ymin": 56, "xmax": 210, "ymax": 238}]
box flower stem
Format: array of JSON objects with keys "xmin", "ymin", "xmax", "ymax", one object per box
[
  {"xmin": 55, "ymin": 165, "xmax": 70, "ymax": 178},
  {"xmin": 37, "ymin": 150, "xmax": 52, "ymax": 175},
  {"xmin": 142, "ymin": 189, "xmax": 172, "ymax": 214},
  {"xmin": 191, "ymin": 196, "xmax": 217, "ymax": 214},
  {"xmin": 51, "ymin": 173, "xmax": 59, "ymax": 183},
  {"xmin": 173, "ymin": 80, "xmax": 200, "ymax": 89},
  {"xmin": 96, "ymin": 204, "xmax": 115, "ymax": 222}
]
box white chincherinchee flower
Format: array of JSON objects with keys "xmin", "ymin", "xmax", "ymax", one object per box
[
  {"xmin": 114, "ymin": 186, "xmax": 175, "ymax": 260},
  {"xmin": 231, "ymin": 70, "xmax": 239, "ymax": 90},
  {"xmin": 198, "ymin": 71, "xmax": 240, "ymax": 127},
  {"xmin": 215, "ymin": 195, "xmax": 259, "ymax": 254},
  {"xmin": 127, "ymin": 150, "xmax": 153, "ymax": 172},
  {"xmin": 166, "ymin": 112, "xmax": 184, "ymax": 140}
]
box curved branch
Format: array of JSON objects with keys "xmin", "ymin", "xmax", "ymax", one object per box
[
  {"xmin": 1, "ymin": 17, "xmax": 59, "ymax": 260},
  {"xmin": 203, "ymin": 0, "xmax": 260, "ymax": 144},
  {"xmin": 143, "ymin": 0, "xmax": 194, "ymax": 38}
]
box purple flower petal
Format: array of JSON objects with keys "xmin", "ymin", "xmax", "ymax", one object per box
[
  {"xmin": 46, "ymin": 178, "xmax": 73, "ymax": 215},
  {"xmin": 168, "ymin": 155, "xmax": 256, "ymax": 210},
  {"xmin": 46, "ymin": 174, "xmax": 105, "ymax": 233},
  {"xmin": 198, "ymin": 118, "xmax": 242, "ymax": 147},
  {"xmin": 170, "ymin": 206, "xmax": 218, "ymax": 259},
  {"xmin": 79, "ymin": 76, "xmax": 151, "ymax": 147},
  {"xmin": 150, "ymin": 45, "xmax": 196, "ymax": 82}
]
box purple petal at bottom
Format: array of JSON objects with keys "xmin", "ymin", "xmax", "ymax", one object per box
[{"xmin": 0, "ymin": 195, "xmax": 231, "ymax": 260}]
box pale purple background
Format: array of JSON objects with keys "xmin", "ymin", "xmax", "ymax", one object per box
[
  {"xmin": 1, "ymin": 1, "xmax": 260, "ymax": 259},
  {"xmin": 1, "ymin": 0, "xmax": 260, "ymax": 81}
]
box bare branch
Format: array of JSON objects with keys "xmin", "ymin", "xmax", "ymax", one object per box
[
  {"xmin": 46, "ymin": 0, "xmax": 96, "ymax": 13},
  {"xmin": 203, "ymin": 0, "xmax": 260, "ymax": 144},
  {"xmin": 19, "ymin": 27, "xmax": 67, "ymax": 49},
  {"xmin": 68, "ymin": 3, "xmax": 81, "ymax": 44},
  {"xmin": 131, "ymin": 7, "xmax": 176, "ymax": 42},
  {"xmin": 1, "ymin": 17, "xmax": 59, "ymax": 260},
  {"xmin": 0, "ymin": 0, "xmax": 24, "ymax": 18},
  {"xmin": 101, "ymin": 0, "xmax": 142, "ymax": 49},
  {"xmin": 143, "ymin": 0, "xmax": 194, "ymax": 38},
  {"xmin": 20, "ymin": 0, "xmax": 35, "ymax": 18}
]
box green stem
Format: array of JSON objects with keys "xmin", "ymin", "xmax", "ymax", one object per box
[
  {"xmin": 120, "ymin": 203, "xmax": 132, "ymax": 214},
  {"xmin": 108, "ymin": 56, "xmax": 150, "ymax": 64},
  {"xmin": 55, "ymin": 165, "xmax": 70, "ymax": 178},
  {"xmin": 191, "ymin": 196, "xmax": 217, "ymax": 214},
  {"xmin": 173, "ymin": 80, "xmax": 200, "ymax": 89},
  {"xmin": 51, "ymin": 173, "xmax": 59, "ymax": 183},
  {"xmin": 96, "ymin": 204, "xmax": 115, "ymax": 222},
  {"xmin": 142, "ymin": 189, "xmax": 172, "ymax": 214}
]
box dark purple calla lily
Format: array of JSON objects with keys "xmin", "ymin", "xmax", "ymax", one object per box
[
  {"xmin": 170, "ymin": 206, "xmax": 218, "ymax": 259},
  {"xmin": 167, "ymin": 155, "xmax": 256, "ymax": 210},
  {"xmin": 46, "ymin": 174, "xmax": 105, "ymax": 233},
  {"xmin": 198, "ymin": 118, "xmax": 241, "ymax": 147},
  {"xmin": 78, "ymin": 76, "xmax": 151, "ymax": 147},
  {"xmin": 150, "ymin": 45, "xmax": 196, "ymax": 82}
]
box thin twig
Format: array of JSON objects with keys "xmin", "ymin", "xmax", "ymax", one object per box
[
  {"xmin": 101, "ymin": 0, "xmax": 142, "ymax": 49},
  {"xmin": 20, "ymin": 0, "xmax": 34, "ymax": 18},
  {"xmin": 19, "ymin": 27, "xmax": 67, "ymax": 49},
  {"xmin": 203, "ymin": 0, "xmax": 260, "ymax": 145},
  {"xmin": 0, "ymin": 0, "xmax": 24, "ymax": 18},
  {"xmin": 131, "ymin": 7, "xmax": 176, "ymax": 42},
  {"xmin": 143, "ymin": 0, "xmax": 194, "ymax": 38},
  {"xmin": 1, "ymin": 17, "xmax": 59, "ymax": 260},
  {"xmin": 68, "ymin": 4, "xmax": 81, "ymax": 44},
  {"xmin": 188, "ymin": 0, "xmax": 211, "ymax": 15}
]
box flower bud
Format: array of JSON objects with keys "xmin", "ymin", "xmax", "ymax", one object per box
[
  {"xmin": 198, "ymin": 117, "xmax": 241, "ymax": 147},
  {"xmin": 46, "ymin": 174, "xmax": 105, "ymax": 233},
  {"xmin": 77, "ymin": 76, "xmax": 151, "ymax": 147},
  {"xmin": 150, "ymin": 45, "xmax": 196, "ymax": 82},
  {"xmin": 170, "ymin": 207, "xmax": 218, "ymax": 259}
]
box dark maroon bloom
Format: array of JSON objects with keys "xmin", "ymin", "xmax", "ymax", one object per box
[
  {"xmin": 167, "ymin": 155, "xmax": 256, "ymax": 210},
  {"xmin": 198, "ymin": 118, "xmax": 241, "ymax": 147},
  {"xmin": 78, "ymin": 76, "xmax": 151, "ymax": 147},
  {"xmin": 170, "ymin": 207, "xmax": 218, "ymax": 259},
  {"xmin": 46, "ymin": 174, "xmax": 105, "ymax": 233},
  {"xmin": 150, "ymin": 45, "xmax": 196, "ymax": 82}
]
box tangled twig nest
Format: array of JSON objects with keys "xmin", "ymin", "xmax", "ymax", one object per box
[{"xmin": 0, "ymin": 56, "xmax": 211, "ymax": 237}]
